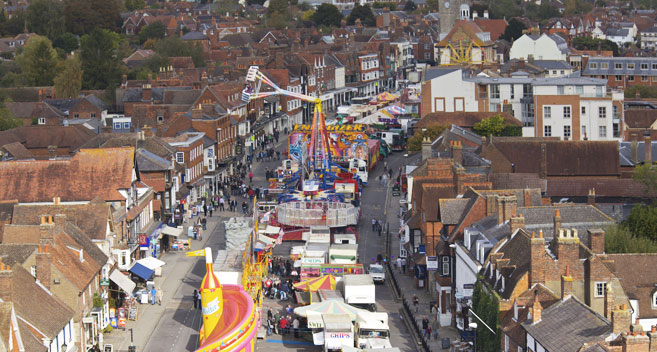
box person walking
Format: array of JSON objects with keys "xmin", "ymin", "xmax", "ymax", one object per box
[
  {"xmin": 422, "ymin": 316, "xmax": 429, "ymax": 339},
  {"xmin": 397, "ymin": 257, "xmax": 403, "ymax": 272},
  {"xmin": 371, "ymin": 218, "xmax": 377, "ymax": 231},
  {"xmin": 219, "ymin": 197, "xmax": 225, "ymax": 211},
  {"xmin": 209, "ymin": 206, "xmax": 213, "ymax": 217},
  {"xmin": 431, "ymin": 317, "xmax": 440, "ymax": 340},
  {"xmin": 196, "ymin": 291, "xmax": 202, "ymax": 309},
  {"xmin": 401, "ymin": 257, "xmax": 407, "ymax": 273},
  {"xmin": 203, "ymin": 204, "xmax": 208, "ymax": 217},
  {"xmin": 157, "ymin": 287, "xmax": 163, "ymax": 305},
  {"xmin": 201, "ymin": 217, "xmax": 207, "ymax": 231},
  {"xmin": 293, "ymin": 317, "xmax": 300, "ymax": 338},
  {"xmin": 279, "ymin": 316, "xmax": 288, "ymax": 335},
  {"xmin": 249, "ymin": 171, "xmax": 253, "ymax": 183},
  {"xmin": 192, "ymin": 289, "xmax": 199, "ymax": 309},
  {"xmin": 377, "ymin": 220, "xmax": 383, "ymax": 237},
  {"xmin": 151, "ymin": 287, "xmax": 157, "ymax": 305},
  {"xmin": 413, "ymin": 294, "xmax": 419, "ymax": 313}
]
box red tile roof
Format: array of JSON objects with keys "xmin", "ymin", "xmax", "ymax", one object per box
[
  {"xmin": 474, "ymin": 19, "xmax": 508, "ymax": 41},
  {"xmin": 0, "ymin": 147, "xmax": 134, "ymax": 203}
]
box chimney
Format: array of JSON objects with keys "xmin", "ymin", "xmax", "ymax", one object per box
[
  {"xmin": 0, "ymin": 261, "xmax": 12, "ymax": 302},
  {"xmin": 52, "ymin": 197, "xmax": 60, "ymax": 205},
  {"xmin": 588, "ymin": 228, "xmax": 605, "ymax": 255},
  {"xmin": 483, "ymin": 10, "xmax": 489, "ymax": 18},
  {"xmin": 553, "ymin": 209, "xmax": 562, "ymax": 238},
  {"xmin": 648, "ymin": 326, "xmax": 657, "ymax": 352},
  {"xmin": 623, "ymin": 331, "xmax": 651, "ymax": 351},
  {"xmin": 39, "ymin": 216, "xmax": 54, "ymax": 245},
  {"xmin": 454, "ymin": 166, "xmax": 466, "ymax": 194},
  {"xmin": 530, "ymin": 231, "xmax": 546, "ymax": 285},
  {"xmin": 539, "ymin": 143, "xmax": 547, "ymax": 178},
  {"xmin": 531, "ymin": 291, "xmax": 542, "ymax": 324},
  {"xmin": 588, "ymin": 188, "xmax": 596, "ymax": 205},
  {"xmin": 497, "ymin": 195, "xmax": 517, "ymax": 225},
  {"xmin": 201, "ymin": 71, "xmax": 208, "ymax": 88},
  {"xmin": 613, "ymin": 304, "xmax": 632, "ymax": 334},
  {"xmin": 143, "ymin": 125, "xmax": 154, "ymax": 137},
  {"xmin": 561, "ymin": 265, "xmax": 573, "ymax": 299},
  {"xmin": 523, "ymin": 189, "xmax": 532, "ymax": 206},
  {"xmin": 36, "ymin": 245, "xmax": 51, "ymax": 290},
  {"xmin": 451, "ymin": 140, "xmax": 463, "ymax": 166},
  {"xmin": 555, "ymin": 228, "xmax": 580, "ymax": 268},
  {"xmin": 509, "ymin": 213, "xmax": 525, "ymax": 234},
  {"xmin": 201, "ymin": 103, "xmax": 215, "ymax": 115},
  {"xmin": 192, "ymin": 104, "xmax": 203, "ymax": 119},
  {"xmin": 54, "ymin": 214, "xmax": 66, "ymax": 233},
  {"xmin": 645, "ymin": 135, "xmax": 652, "ymax": 165},
  {"xmin": 421, "ymin": 136, "xmax": 432, "ymax": 161},
  {"xmin": 48, "ymin": 145, "xmax": 57, "ymax": 160},
  {"xmin": 485, "ymin": 194, "xmax": 497, "ymax": 216},
  {"xmin": 605, "ymin": 282, "xmax": 614, "ymax": 320},
  {"xmin": 142, "ymin": 83, "xmax": 152, "ymax": 101},
  {"xmin": 631, "ymin": 141, "xmax": 639, "ymax": 163},
  {"xmin": 473, "ymin": 10, "xmax": 478, "ymax": 18}
]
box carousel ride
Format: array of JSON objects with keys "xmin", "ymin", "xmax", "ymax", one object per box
[{"xmin": 241, "ymin": 66, "xmax": 359, "ymax": 229}]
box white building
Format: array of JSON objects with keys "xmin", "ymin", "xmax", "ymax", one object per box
[
  {"xmin": 420, "ymin": 68, "xmax": 478, "ymax": 116},
  {"xmin": 509, "ymin": 33, "xmax": 569, "ymax": 61}
]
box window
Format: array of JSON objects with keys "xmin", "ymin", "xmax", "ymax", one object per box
[
  {"xmin": 615, "ymin": 75, "xmax": 623, "ymax": 81},
  {"xmin": 653, "ymin": 64, "xmax": 657, "ymax": 70},
  {"xmin": 628, "ymin": 63, "xmax": 635, "ymax": 69},
  {"xmin": 489, "ymin": 84, "xmax": 500, "ymax": 99},
  {"xmin": 643, "ymin": 75, "xmax": 649, "ymax": 82},
  {"xmin": 543, "ymin": 106, "xmax": 551, "ymax": 118},
  {"xmin": 599, "ymin": 126, "xmax": 607, "ymax": 137},
  {"xmin": 582, "ymin": 125, "xmax": 587, "ymax": 137},
  {"xmin": 601, "ymin": 62, "xmax": 608, "ymax": 69},
  {"xmin": 73, "ymin": 113, "xmax": 79, "ymax": 118},
  {"xmin": 581, "ymin": 106, "xmax": 586, "ymax": 114},
  {"xmin": 616, "ymin": 63, "xmax": 623, "ymax": 69},
  {"xmin": 91, "ymin": 113, "xmax": 96, "ymax": 118},
  {"xmin": 510, "ymin": 85, "xmax": 515, "ymax": 100},
  {"xmin": 30, "ymin": 265, "xmax": 36, "ymax": 277},
  {"xmin": 523, "ymin": 84, "xmax": 532, "ymax": 97},
  {"xmin": 157, "ymin": 115, "xmax": 164, "ymax": 123},
  {"xmin": 589, "ymin": 62, "xmax": 598, "ymax": 69},
  {"xmin": 557, "ymin": 86, "xmax": 564, "ymax": 95},
  {"xmin": 123, "ymin": 122, "xmax": 131, "ymax": 129},
  {"xmin": 563, "ymin": 106, "xmax": 571, "ymax": 119},
  {"xmin": 595, "ymin": 282, "xmax": 607, "ymax": 297},
  {"xmin": 642, "ymin": 63, "xmax": 649, "ymax": 70},
  {"xmin": 576, "ymin": 85, "xmax": 583, "ymax": 94},
  {"xmin": 599, "ymin": 106, "xmax": 607, "ymax": 118},
  {"xmin": 38, "ymin": 117, "xmax": 46, "ymax": 125},
  {"xmin": 544, "ymin": 125, "xmax": 552, "ymax": 137},
  {"xmin": 596, "ymin": 86, "xmax": 604, "ymax": 97},
  {"xmin": 114, "ymin": 122, "xmax": 121, "ymax": 129},
  {"xmin": 442, "ymin": 257, "xmax": 450, "ymax": 275},
  {"xmin": 424, "ymin": 44, "xmax": 430, "ymax": 50},
  {"xmin": 653, "ymin": 292, "xmax": 657, "ymax": 308},
  {"xmin": 176, "ymin": 152, "xmax": 184, "ymax": 163},
  {"xmin": 629, "ymin": 75, "xmax": 635, "ymax": 81},
  {"xmin": 424, "ymin": 52, "xmax": 430, "ymax": 59},
  {"xmin": 564, "ymin": 125, "xmax": 571, "ymax": 138}
]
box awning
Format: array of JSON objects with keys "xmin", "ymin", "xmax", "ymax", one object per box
[
  {"xmin": 109, "ymin": 270, "xmax": 136, "ymax": 293},
  {"xmin": 129, "ymin": 262, "xmax": 154, "ymax": 280},
  {"xmin": 136, "ymin": 257, "xmax": 166, "ymax": 270},
  {"xmin": 161, "ymin": 226, "xmax": 183, "ymax": 237}
]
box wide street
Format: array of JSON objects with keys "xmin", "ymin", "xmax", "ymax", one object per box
[{"xmin": 108, "ymin": 135, "xmax": 447, "ymax": 352}]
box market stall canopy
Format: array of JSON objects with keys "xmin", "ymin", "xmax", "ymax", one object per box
[
  {"xmin": 136, "ymin": 257, "xmax": 166, "ymax": 270},
  {"xmin": 293, "ymin": 275, "xmax": 337, "ymax": 292},
  {"xmin": 294, "ymin": 300, "xmax": 367, "ymax": 322},
  {"xmin": 383, "ymin": 105, "xmax": 406, "ymax": 115},
  {"xmin": 109, "ymin": 269, "xmax": 136, "ymax": 293},
  {"xmin": 374, "ymin": 92, "xmax": 398, "ymax": 102},
  {"xmin": 129, "ymin": 262, "xmax": 155, "ymax": 280},
  {"xmin": 161, "ymin": 225, "xmax": 183, "ymax": 237},
  {"xmin": 355, "ymin": 110, "xmax": 393, "ymax": 125}
]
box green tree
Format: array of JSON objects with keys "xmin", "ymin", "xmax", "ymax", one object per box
[
  {"xmin": 138, "ymin": 21, "xmax": 166, "ymax": 44},
  {"xmin": 53, "ymin": 32, "xmax": 79, "ymax": 53},
  {"xmin": 6, "ymin": 9, "xmax": 25, "ymax": 36},
  {"xmin": 154, "ymin": 37, "xmax": 206, "ymax": 68},
  {"xmin": 347, "ymin": 4, "xmax": 375, "ymax": 27},
  {"xmin": 268, "ymin": 0, "xmax": 288, "ymax": 14},
  {"xmin": 487, "ymin": 0, "xmax": 521, "ymax": 19},
  {"xmin": 25, "ymin": 0, "xmax": 65, "ymax": 40},
  {"xmin": 624, "ymin": 203, "xmax": 657, "ymax": 242},
  {"xmin": 572, "ymin": 37, "xmax": 619, "ymax": 56},
  {"xmin": 0, "ymin": 101, "xmax": 23, "ymax": 131},
  {"xmin": 500, "ymin": 18, "xmax": 526, "ymax": 41},
  {"xmin": 311, "ymin": 4, "xmax": 342, "ymax": 27},
  {"xmin": 407, "ymin": 125, "xmax": 446, "ymax": 151},
  {"xmin": 604, "ymin": 224, "xmax": 657, "ymax": 253},
  {"xmin": 472, "ymin": 280, "xmax": 500, "ymax": 352},
  {"xmin": 212, "ymin": 0, "xmax": 241, "ymax": 15},
  {"xmin": 16, "ymin": 36, "xmax": 59, "ymax": 86},
  {"xmin": 64, "ymin": 0, "xmax": 121, "ymax": 35},
  {"xmin": 80, "ymin": 28, "xmax": 121, "ymax": 89},
  {"xmin": 403, "ymin": 1, "xmax": 417, "ymax": 12},
  {"xmin": 267, "ymin": 11, "xmax": 290, "ymax": 30},
  {"xmin": 473, "ymin": 114, "xmax": 521, "ymax": 137},
  {"xmin": 425, "ymin": 0, "xmax": 439, "ymax": 12},
  {"xmin": 54, "ymin": 56, "xmax": 82, "ymax": 98},
  {"xmin": 125, "ymin": 0, "xmax": 146, "ymax": 11},
  {"xmin": 372, "ymin": 2, "xmax": 396, "ymax": 10},
  {"xmin": 0, "ymin": 9, "xmax": 8, "ymax": 37}
]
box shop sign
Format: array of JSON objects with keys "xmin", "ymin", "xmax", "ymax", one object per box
[
  {"xmin": 100, "ymin": 279, "xmax": 110, "ymax": 286},
  {"xmin": 426, "ymin": 256, "xmax": 438, "ymax": 271},
  {"xmin": 293, "ymin": 124, "xmax": 365, "ymax": 132},
  {"xmin": 139, "ymin": 234, "xmax": 148, "ymax": 248}
]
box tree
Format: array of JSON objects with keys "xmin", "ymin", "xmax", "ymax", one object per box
[
  {"xmin": 487, "ymin": 0, "xmax": 521, "ymax": 19},
  {"xmin": 212, "ymin": 0, "xmax": 241, "ymax": 15},
  {"xmin": 154, "ymin": 37, "xmax": 206, "ymax": 68},
  {"xmin": 64, "ymin": 0, "xmax": 121, "ymax": 35},
  {"xmin": 0, "ymin": 101, "xmax": 23, "ymax": 131},
  {"xmin": 604, "ymin": 224, "xmax": 657, "ymax": 253},
  {"xmin": 25, "ymin": 0, "xmax": 65, "ymax": 40},
  {"xmin": 500, "ymin": 18, "xmax": 526, "ymax": 41},
  {"xmin": 54, "ymin": 56, "xmax": 82, "ymax": 98},
  {"xmin": 80, "ymin": 28, "xmax": 121, "ymax": 90},
  {"xmin": 138, "ymin": 21, "xmax": 166, "ymax": 44},
  {"xmin": 53, "ymin": 32, "xmax": 79, "ymax": 53},
  {"xmin": 403, "ymin": 1, "xmax": 417, "ymax": 12},
  {"xmin": 407, "ymin": 125, "xmax": 446, "ymax": 151},
  {"xmin": 624, "ymin": 203, "xmax": 657, "ymax": 242},
  {"xmin": 572, "ymin": 37, "xmax": 619, "ymax": 56},
  {"xmin": 125, "ymin": 0, "xmax": 146, "ymax": 11},
  {"xmin": 5, "ymin": 9, "xmax": 25, "ymax": 36},
  {"xmin": 0, "ymin": 9, "xmax": 8, "ymax": 37},
  {"xmin": 347, "ymin": 4, "xmax": 376, "ymax": 27},
  {"xmin": 425, "ymin": 0, "xmax": 439, "ymax": 12},
  {"xmin": 472, "ymin": 114, "xmax": 521, "ymax": 137},
  {"xmin": 268, "ymin": 0, "xmax": 288, "ymax": 15},
  {"xmin": 472, "ymin": 280, "xmax": 500, "ymax": 352},
  {"xmin": 372, "ymin": 2, "xmax": 396, "ymax": 10},
  {"xmin": 311, "ymin": 4, "xmax": 342, "ymax": 27},
  {"xmin": 267, "ymin": 11, "xmax": 290, "ymax": 30},
  {"xmin": 16, "ymin": 36, "xmax": 59, "ymax": 86}
]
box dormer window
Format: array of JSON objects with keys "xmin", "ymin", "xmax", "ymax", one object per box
[{"xmin": 653, "ymin": 291, "xmax": 657, "ymax": 308}]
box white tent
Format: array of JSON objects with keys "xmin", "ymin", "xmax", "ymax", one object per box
[
  {"xmin": 355, "ymin": 110, "xmax": 395, "ymax": 125},
  {"xmin": 136, "ymin": 257, "xmax": 166, "ymax": 270}
]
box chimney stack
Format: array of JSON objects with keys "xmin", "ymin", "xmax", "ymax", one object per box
[
  {"xmin": 54, "ymin": 214, "xmax": 66, "ymax": 233},
  {"xmin": 645, "ymin": 135, "xmax": 652, "ymax": 165},
  {"xmin": 484, "ymin": 10, "xmax": 489, "ymax": 18},
  {"xmin": 523, "ymin": 188, "xmax": 532, "ymax": 207},
  {"xmin": 632, "ymin": 141, "xmax": 639, "ymax": 163},
  {"xmin": 613, "ymin": 304, "xmax": 632, "ymax": 334},
  {"xmin": 421, "ymin": 135, "xmax": 432, "ymax": 161},
  {"xmin": 142, "ymin": 125, "xmax": 154, "ymax": 137},
  {"xmin": 509, "ymin": 213, "xmax": 525, "ymax": 234},
  {"xmin": 36, "ymin": 245, "xmax": 51, "ymax": 290},
  {"xmin": 588, "ymin": 188, "xmax": 596, "ymax": 205},
  {"xmin": 605, "ymin": 283, "xmax": 614, "ymax": 321},
  {"xmin": 588, "ymin": 228, "xmax": 605, "ymax": 255},
  {"xmin": 648, "ymin": 326, "xmax": 657, "ymax": 352},
  {"xmin": 561, "ymin": 265, "xmax": 573, "ymax": 299},
  {"xmin": 553, "ymin": 209, "xmax": 562, "ymax": 238},
  {"xmin": 142, "ymin": 83, "xmax": 152, "ymax": 102},
  {"xmin": 192, "ymin": 104, "xmax": 203, "ymax": 120},
  {"xmin": 451, "ymin": 140, "xmax": 463, "ymax": 166},
  {"xmin": 496, "ymin": 195, "xmax": 517, "ymax": 225},
  {"xmin": 0, "ymin": 261, "xmax": 12, "ymax": 303},
  {"xmin": 530, "ymin": 230, "xmax": 546, "ymax": 285},
  {"xmin": 531, "ymin": 291, "xmax": 542, "ymax": 324},
  {"xmin": 48, "ymin": 145, "xmax": 57, "ymax": 160}
]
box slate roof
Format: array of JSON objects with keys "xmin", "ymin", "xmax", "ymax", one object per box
[
  {"xmin": 0, "ymin": 244, "xmax": 37, "ymax": 266},
  {"xmin": 424, "ymin": 68, "xmax": 460, "ymax": 81},
  {"xmin": 136, "ymin": 148, "xmax": 172, "ymax": 172},
  {"xmin": 0, "ymin": 147, "xmax": 134, "ymax": 203},
  {"xmin": 522, "ymin": 296, "xmax": 612, "ymax": 352},
  {"xmin": 584, "ymin": 57, "xmax": 657, "ymax": 76},
  {"xmin": 619, "ymin": 141, "xmax": 657, "ymax": 165},
  {"xmin": 181, "ymin": 31, "xmax": 209, "ymax": 40},
  {"xmin": 532, "ymin": 60, "xmax": 573, "ymax": 70},
  {"xmin": 79, "ymin": 133, "xmax": 175, "ymax": 158},
  {"xmin": 605, "ymin": 253, "xmax": 657, "ymax": 319},
  {"xmin": 439, "ymin": 198, "xmax": 470, "ymax": 225},
  {"xmin": 517, "ymin": 205, "xmax": 614, "ymax": 244}
]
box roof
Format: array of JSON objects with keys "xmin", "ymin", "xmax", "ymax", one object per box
[
  {"xmin": 136, "ymin": 148, "xmax": 172, "ymax": 172},
  {"xmin": 181, "ymin": 31, "xmax": 209, "ymax": 40},
  {"xmin": 78, "ymin": 133, "xmax": 175, "ymax": 158},
  {"xmin": 473, "ymin": 19, "xmax": 508, "ymax": 41},
  {"xmin": 532, "ymin": 60, "xmax": 573, "ymax": 70},
  {"xmin": 624, "ymin": 109, "xmax": 657, "ymax": 129},
  {"xmin": 521, "ymin": 296, "xmax": 612, "ymax": 352},
  {"xmin": 0, "ymin": 244, "xmax": 37, "ymax": 266},
  {"xmin": 0, "ymin": 142, "xmax": 33, "ymax": 160},
  {"xmin": 606, "ymin": 253, "xmax": 657, "ymax": 319},
  {"xmin": 583, "ymin": 57, "xmax": 657, "ymax": 76},
  {"xmin": 0, "ymin": 147, "xmax": 135, "ymax": 203},
  {"xmin": 517, "ymin": 205, "xmax": 614, "ymax": 244},
  {"xmin": 0, "ymin": 125, "xmax": 97, "ymax": 153},
  {"xmin": 439, "ymin": 198, "xmax": 470, "ymax": 225},
  {"xmin": 424, "ymin": 68, "xmax": 460, "ymax": 81}
]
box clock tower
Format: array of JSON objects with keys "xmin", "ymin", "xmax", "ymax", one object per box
[{"xmin": 439, "ymin": 0, "xmax": 470, "ymax": 34}]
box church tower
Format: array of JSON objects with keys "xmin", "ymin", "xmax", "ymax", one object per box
[{"xmin": 439, "ymin": 0, "xmax": 471, "ymax": 34}]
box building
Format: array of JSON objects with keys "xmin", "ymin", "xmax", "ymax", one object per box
[
  {"xmin": 583, "ymin": 57, "xmax": 657, "ymax": 89},
  {"xmin": 163, "ymin": 132, "xmax": 207, "ymax": 206},
  {"xmin": 509, "ymin": 34, "xmax": 570, "ymax": 61}
]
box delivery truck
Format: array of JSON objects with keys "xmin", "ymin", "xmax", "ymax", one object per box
[
  {"xmin": 323, "ymin": 314, "xmax": 354, "ymax": 352},
  {"xmin": 342, "ymin": 274, "xmax": 376, "ymax": 311},
  {"xmin": 354, "ymin": 311, "xmax": 393, "ymax": 349}
]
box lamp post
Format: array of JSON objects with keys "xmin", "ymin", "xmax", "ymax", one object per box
[
  {"xmin": 128, "ymin": 328, "xmax": 136, "ymax": 352},
  {"xmin": 61, "ymin": 342, "xmax": 67, "ymax": 352},
  {"xmin": 468, "ymin": 322, "xmax": 478, "ymax": 351}
]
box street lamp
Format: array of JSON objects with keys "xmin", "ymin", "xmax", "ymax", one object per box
[
  {"xmin": 61, "ymin": 342, "xmax": 67, "ymax": 352},
  {"xmin": 469, "ymin": 322, "xmax": 478, "ymax": 351},
  {"xmin": 128, "ymin": 328, "xmax": 136, "ymax": 352}
]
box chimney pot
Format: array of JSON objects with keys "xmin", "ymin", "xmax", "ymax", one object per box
[
  {"xmin": 40, "ymin": 216, "xmax": 45, "ymax": 225},
  {"xmin": 47, "ymin": 216, "xmax": 52, "ymax": 225}
]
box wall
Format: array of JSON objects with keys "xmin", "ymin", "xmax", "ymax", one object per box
[{"xmin": 424, "ymin": 70, "xmax": 478, "ymax": 115}]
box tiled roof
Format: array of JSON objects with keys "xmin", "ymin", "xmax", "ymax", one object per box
[
  {"xmin": 0, "ymin": 147, "xmax": 134, "ymax": 203},
  {"xmin": 18, "ymin": 319, "xmax": 47, "ymax": 352},
  {"xmin": 546, "ymin": 178, "xmax": 655, "ymax": 198},
  {"xmin": 473, "ymin": 19, "xmax": 508, "ymax": 41},
  {"xmin": 521, "ymin": 296, "xmax": 612, "ymax": 352},
  {"xmin": 0, "ymin": 244, "xmax": 37, "ymax": 266},
  {"xmin": 624, "ymin": 109, "xmax": 657, "ymax": 129},
  {"xmin": 439, "ymin": 198, "xmax": 470, "ymax": 225},
  {"xmin": 136, "ymin": 148, "xmax": 172, "ymax": 172},
  {"xmin": 0, "ymin": 125, "xmax": 96, "ymax": 152},
  {"xmin": 490, "ymin": 173, "xmax": 547, "ymax": 192},
  {"xmin": 48, "ymin": 232, "xmax": 103, "ymax": 291},
  {"xmin": 79, "ymin": 133, "xmax": 175, "ymax": 158},
  {"xmin": 63, "ymin": 222, "xmax": 108, "ymax": 267},
  {"xmin": 1, "ymin": 142, "xmax": 32, "ymax": 159},
  {"xmin": 606, "ymin": 253, "xmax": 657, "ymax": 319},
  {"xmin": 483, "ymin": 228, "xmax": 531, "ymax": 299}
]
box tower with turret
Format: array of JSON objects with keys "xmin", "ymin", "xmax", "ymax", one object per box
[{"xmin": 439, "ymin": 0, "xmax": 471, "ymax": 34}]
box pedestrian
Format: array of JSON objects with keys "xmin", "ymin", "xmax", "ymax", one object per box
[
  {"xmin": 201, "ymin": 217, "xmax": 207, "ymax": 231},
  {"xmin": 371, "ymin": 218, "xmax": 377, "ymax": 231},
  {"xmin": 293, "ymin": 317, "xmax": 300, "ymax": 338},
  {"xmin": 422, "ymin": 316, "xmax": 429, "ymax": 338},
  {"xmin": 279, "ymin": 316, "xmax": 288, "ymax": 335},
  {"xmin": 426, "ymin": 325, "xmax": 432, "ymax": 340},
  {"xmin": 193, "ymin": 289, "xmax": 199, "ymax": 309},
  {"xmin": 209, "ymin": 206, "xmax": 213, "ymax": 217},
  {"xmin": 157, "ymin": 287, "xmax": 163, "ymax": 305},
  {"xmin": 286, "ymin": 304, "xmax": 293, "ymax": 315},
  {"xmin": 413, "ymin": 294, "xmax": 420, "ymax": 313},
  {"xmin": 388, "ymin": 168, "xmax": 393, "ymax": 179},
  {"xmin": 377, "ymin": 220, "xmax": 383, "ymax": 237},
  {"xmin": 384, "ymin": 160, "xmax": 388, "ymax": 171},
  {"xmin": 219, "ymin": 197, "xmax": 225, "ymax": 211},
  {"xmin": 267, "ymin": 317, "xmax": 274, "ymax": 336},
  {"xmin": 401, "ymin": 257, "xmax": 407, "ymax": 273},
  {"xmin": 431, "ymin": 317, "xmax": 440, "ymax": 340},
  {"xmin": 203, "ymin": 204, "xmax": 208, "ymax": 217},
  {"xmin": 151, "ymin": 287, "xmax": 157, "ymax": 305},
  {"xmin": 397, "ymin": 257, "xmax": 403, "ymax": 272},
  {"xmin": 249, "ymin": 171, "xmax": 253, "ymax": 183},
  {"xmin": 196, "ymin": 291, "xmax": 202, "ymax": 309}
]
